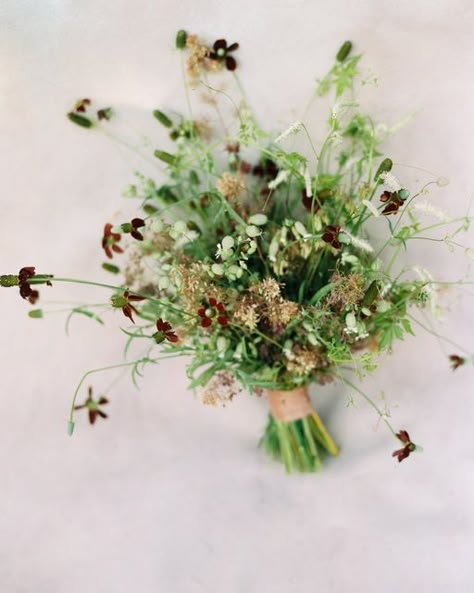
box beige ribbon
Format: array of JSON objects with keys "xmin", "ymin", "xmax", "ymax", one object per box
[{"xmin": 267, "ymin": 386, "xmax": 314, "ymax": 422}]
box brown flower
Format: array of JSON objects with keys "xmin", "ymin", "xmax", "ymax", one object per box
[
  {"xmin": 74, "ymin": 386, "xmax": 109, "ymax": 425},
  {"xmin": 102, "ymin": 223, "xmax": 123, "ymax": 259},
  {"xmin": 322, "ymin": 225, "xmax": 342, "ymax": 249},
  {"xmin": 392, "ymin": 430, "xmax": 416, "ymax": 462},
  {"xmin": 74, "ymin": 98, "xmax": 91, "ymax": 113},
  {"xmin": 111, "ymin": 290, "xmax": 146, "ymax": 324},
  {"xmin": 198, "ymin": 297, "xmax": 229, "ymax": 328},
  {"xmin": 449, "ymin": 354, "xmax": 465, "ymax": 370},
  {"xmin": 120, "ymin": 218, "xmax": 146, "ymax": 241},
  {"xmin": 18, "ymin": 266, "xmax": 40, "ymax": 304},
  {"xmin": 208, "ymin": 39, "xmax": 239, "ymax": 71},
  {"xmin": 380, "ymin": 190, "xmax": 405, "ymax": 216},
  {"xmin": 153, "ymin": 318, "xmax": 179, "ymax": 343}
]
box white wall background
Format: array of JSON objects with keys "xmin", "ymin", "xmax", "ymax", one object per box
[{"xmin": 1, "ymin": 1, "xmax": 473, "ymax": 592}]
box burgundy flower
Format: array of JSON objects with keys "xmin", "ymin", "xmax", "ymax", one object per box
[
  {"xmin": 18, "ymin": 266, "xmax": 39, "ymax": 304},
  {"xmin": 322, "ymin": 225, "xmax": 342, "ymax": 249},
  {"xmin": 208, "ymin": 39, "xmax": 239, "ymax": 71},
  {"xmin": 449, "ymin": 354, "xmax": 465, "ymax": 370},
  {"xmin": 120, "ymin": 218, "xmax": 146, "ymax": 241},
  {"xmin": 97, "ymin": 107, "xmax": 112, "ymax": 121},
  {"xmin": 111, "ymin": 290, "xmax": 146, "ymax": 324},
  {"xmin": 380, "ymin": 190, "xmax": 405, "ymax": 216},
  {"xmin": 74, "ymin": 386, "xmax": 109, "ymax": 425},
  {"xmin": 392, "ymin": 430, "xmax": 416, "ymax": 463},
  {"xmin": 102, "ymin": 223, "xmax": 123, "ymax": 259},
  {"xmin": 74, "ymin": 98, "xmax": 91, "ymax": 113},
  {"xmin": 153, "ymin": 318, "xmax": 178, "ymax": 344},
  {"xmin": 198, "ymin": 297, "xmax": 229, "ymax": 328}
]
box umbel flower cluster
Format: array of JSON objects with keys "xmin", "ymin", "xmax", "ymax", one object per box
[{"xmin": 2, "ymin": 32, "xmax": 472, "ymax": 473}]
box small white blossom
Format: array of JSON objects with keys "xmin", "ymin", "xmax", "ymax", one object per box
[
  {"xmin": 411, "ymin": 201, "xmax": 449, "ymax": 222},
  {"xmin": 362, "ymin": 199, "xmax": 380, "ymax": 217},
  {"xmin": 267, "ymin": 170, "xmax": 289, "ymax": 190},
  {"xmin": 274, "ymin": 120, "xmax": 303, "ymax": 144},
  {"xmin": 341, "ymin": 229, "xmax": 374, "ymax": 253},
  {"xmin": 379, "ymin": 171, "xmax": 401, "ymax": 192},
  {"xmin": 248, "ymin": 213, "xmax": 268, "ymax": 226},
  {"xmin": 245, "ymin": 225, "xmax": 261, "ymax": 238}
]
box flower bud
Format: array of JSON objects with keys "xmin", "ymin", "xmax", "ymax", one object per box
[
  {"xmin": 336, "ymin": 41, "xmax": 352, "ymax": 62},
  {"xmin": 153, "ymin": 110, "xmax": 173, "ymax": 128},
  {"xmin": 0, "ymin": 274, "xmax": 19, "ymax": 287},
  {"xmin": 67, "ymin": 112, "xmax": 93, "ymax": 128},
  {"xmin": 175, "ymin": 30, "xmax": 187, "ymax": 49},
  {"xmin": 374, "ymin": 158, "xmax": 393, "ymax": 182}
]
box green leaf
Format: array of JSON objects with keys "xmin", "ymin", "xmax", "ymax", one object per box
[
  {"xmin": 401, "ymin": 318, "xmax": 415, "ymax": 336},
  {"xmin": 309, "ymin": 283, "xmax": 333, "ymax": 305}
]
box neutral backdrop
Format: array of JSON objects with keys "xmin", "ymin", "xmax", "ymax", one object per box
[{"xmin": 1, "ymin": 1, "xmax": 474, "ymax": 592}]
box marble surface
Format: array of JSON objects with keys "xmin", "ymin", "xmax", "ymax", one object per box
[{"xmin": 1, "ymin": 1, "xmax": 474, "ymax": 591}]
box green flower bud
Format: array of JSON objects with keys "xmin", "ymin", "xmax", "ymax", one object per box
[
  {"xmin": 154, "ymin": 150, "xmax": 177, "ymax": 166},
  {"xmin": 336, "ymin": 41, "xmax": 352, "ymax": 62},
  {"xmin": 0, "ymin": 274, "xmax": 19, "ymax": 287},
  {"xmin": 102, "ymin": 263, "xmax": 120, "ymax": 274},
  {"xmin": 153, "ymin": 110, "xmax": 173, "ymax": 128},
  {"xmin": 374, "ymin": 158, "xmax": 393, "ymax": 182},
  {"xmin": 28, "ymin": 309, "xmax": 43, "ymax": 319},
  {"xmin": 67, "ymin": 112, "xmax": 93, "ymax": 128},
  {"xmin": 152, "ymin": 331, "xmax": 166, "ymax": 344},
  {"xmin": 175, "ymin": 30, "xmax": 187, "ymax": 50}
]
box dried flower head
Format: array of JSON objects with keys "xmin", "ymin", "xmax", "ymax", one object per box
[
  {"xmin": 216, "ymin": 172, "xmax": 245, "ymax": 201},
  {"xmin": 199, "ymin": 370, "xmax": 241, "ymax": 406}
]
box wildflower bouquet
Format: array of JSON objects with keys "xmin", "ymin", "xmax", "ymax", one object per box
[{"xmin": 2, "ymin": 32, "xmax": 472, "ymax": 473}]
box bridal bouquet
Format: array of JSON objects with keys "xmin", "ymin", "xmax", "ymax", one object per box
[{"xmin": 2, "ymin": 32, "xmax": 472, "ymax": 472}]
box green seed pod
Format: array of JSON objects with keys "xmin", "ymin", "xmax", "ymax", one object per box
[
  {"xmin": 374, "ymin": 158, "xmax": 393, "ymax": 182},
  {"xmin": 0, "ymin": 274, "xmax": 19, "ymax": 287},
  {"xmin": 120, "ymin": 222, "xmax": 133, "ymax": 233},
  {"xmin": 175, "ymin": 30, "xmax": 187, "ymax": 50},
  {"xmin": 102, "ymin": 262, "xmax": 120, "ymax": 274},
  {"xmin": 154, "ymin": 150, "xmax": 177, "ymax": 166},
  {"xmin": 67, "ymin": 112, "xmax": 93, "ymax": 128},
  {"xmin": 153, "ymin": 109, "xmax": 173, "ymax": 128},
  {"xmin": 67, "ymin": 420, "xmax": 75, "ymax": 436},
  {"xmin": 336, "ymin": 41, "xmax": 352, "ymax": 62}
]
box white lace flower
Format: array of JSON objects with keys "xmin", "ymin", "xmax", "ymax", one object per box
[
  {"xmin": 274, "ymin": 121, "xmax": 303, "ymax": 144},
  {"xmin": 379, "ymin": 171, "xmax": 401, "ymax": 192}
]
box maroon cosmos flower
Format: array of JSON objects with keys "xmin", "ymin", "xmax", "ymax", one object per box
[
  {"xmin": 449, "ymin": 354, "xmax": 466, "ymax": 370},
  {"xmin": 102, "ymin": 223, "xmax": 123, "ymax": 259},
  {"xmin": 120, "ymin": 218, "xmax": 146, "ymax": 241},
  {"xmin": 380, "ymin": 190, "xmax": 405, "ymax": 216},
  {"xmin": 392, "ymin": 430, "xmax": 416, "ymax": 463},
  {"xmin": 153, "ymin": 318, "xmax": 179, "ymax": 344},
  {"xmin": 198, "ymin": 297, "xmax": 229, "ymax": 328},
  {"xmin": 322, "ymin": 225, "xmax": 342, "ymax": 249},
  {"xmin": 111, "ymin": 290, "xmax": 146, "ymax": 324},
  {"xmin": 74, "ymin": 386, "xmax": 109, "ymax": 425},
  {"xmin": 74, "ymin": 98, "xmax": 91, "ymax": 113},
  {"xmin": 18, "ymin": 266, "xmax": 39, "ymax": 304},
  {"xmin": 208, "ymin": 39, "xmax": 239, "ymax": 71}
]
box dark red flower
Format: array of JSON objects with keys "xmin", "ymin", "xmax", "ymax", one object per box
[
  {"xmin": 18, "ymin": 267, "xmax": 39, "ymax": 304},
  {"xmin": 111, "ymin": 290, "xmax": 146, "ymax": 324},
  {"xmin": 380, "ymin": 190, "xmax": 405, "ymax": 216},
  {"xmin": 153, "ymin": 318, "xmax": 178, "ymax": 344},
  {"xmin": 74, "ymin": 386, "xmax": 109, "ymax": 425},
  {"xmin": 74, "ymin": 98, "xmax": 91, "ymax": 113},
  {"xmin": 97, "ymin": 107, "xmax": 112, "ymax": 121},
  {"xmin": 392, "ymin": 430, "xmax": 416, "ymax": 463},
  {"xmin": 102, "ymin": 223, "xmax": 123, "ymax": 259},
  {"xmin": 449, "ymin": 354, "xmax": 465, "ymax": 370},
  {"xmin": 322, "ymin": 225, "xmax": 342, "ymax": 249},
  {"xmin": 198, "ymin": 297, "xmax": 229, "ymax": 328},
  {"xmin": 120, "ymin": 218, "xmax": 146, "ymax": 241},
  {"xmin": 208, "ymin": 39, "xmax": 239, "ymax": 71}
]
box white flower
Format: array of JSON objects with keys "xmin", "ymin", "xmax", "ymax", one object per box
[
  {"xmin": 303, "ymin": 164, "xmax": 312, "ymax": 197},
  {"xmin": 436, "ymin": 177, "xmax": 449, "ymax": 187},
  {"xmin": 341, "ymin": 229, "xmax": 374, "ymax": 253},
  {"xmin": 411, "ymin": 201, "xmax": 449, "ymax": 222},
  {"xmin": 361, "ymin": 199, "xmax": 380, "ymax": 217},
  {"xmin": 267, "ymin": 170, "xmax": 289, "ymax": 190},
  {"xmin": 245, "ymin": 225, "xmax": 261, "ymax": 238},
  {"xmin": 248, "ymin": 213, "xmax": 268, "ymax": 226},
  {"xmin": 293, "ymin": 221, "xmax": 310, "ymax": 239},
  {"xmin": 274, "ymin": 120, "xmax": 303, "ymax": 144},
  {"xmin": 379, "ymin": 171, "xmax": 401, "ymax": 192}
]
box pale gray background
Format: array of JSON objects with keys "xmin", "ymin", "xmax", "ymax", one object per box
[{"xmin": 1, "ymin": 1, "xmax": 474, "ymax": 592}]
